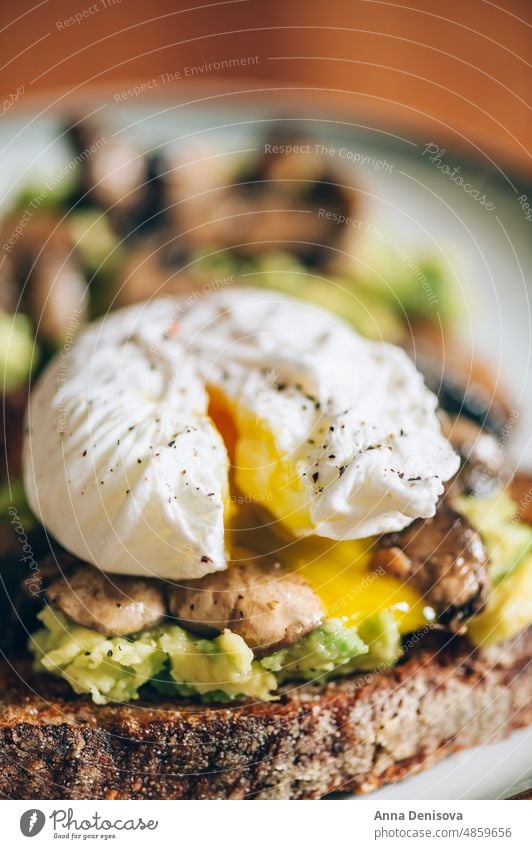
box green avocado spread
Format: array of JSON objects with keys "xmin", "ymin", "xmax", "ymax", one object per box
[
  {"xmin": 29, "ymin": 607, "xmax": 398, "ymax": 705},
  {"xmin": 29, "ymin": 493, "xmax": 532, "ymax": 704}
]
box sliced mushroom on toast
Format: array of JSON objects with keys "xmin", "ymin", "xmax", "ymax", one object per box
[
  {"xmin": 167, "ymin": 548, "xmax": 324, "ymax": 657},
  {"xmin": 371, "ymin": 502, "xmax": 490, "ymax": 633},
  {"xmin": 166, "ymin": 130, "xmax": 358, "ymax": 265},
  {"xmin": 409, "ymin": 323, "xmax": 512, "ymax": 438},
  {"xmin": 46, "ymin": 563, "xmax": 166, "ymax": 636},
  {"xmin": 509, "ymin": 473, "xmax": 532, "ymax": 526},
  {"xmin": 440, "ymin": 414, "xmax": 510, "ymax": 497}
]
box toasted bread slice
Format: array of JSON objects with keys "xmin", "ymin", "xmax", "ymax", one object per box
[{"xmin": 0, "ymin": 628, "xmax": 530, "ymax": 799}]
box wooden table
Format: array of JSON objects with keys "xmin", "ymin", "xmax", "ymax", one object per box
[{"xmin": 0, "ymin": 0, "xmax": 531, "ymax": 177}]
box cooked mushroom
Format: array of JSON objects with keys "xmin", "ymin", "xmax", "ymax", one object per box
[
  {"xmin": 65, "ymin": 116, "xmax": 169, "ymax": 240},
  {"xmin": 0, "ymin": 253, "xmax": 18, "ymax": 313},
  {"xmin": 113, "ymin": 235, "xmax": 200, "ymax": 307},
  {"xmin": 509, "ymin": 473, "xmax": 532, "ymax": 526},
  {"xmin": 165, "ymin": 130, "xmax": 358, "ymax": 266},
  {"xmin": 440, "ymin": 414, "xmax": 509, "ymax": 497},
  {"xmin": 167, "ymin": 548, "xmax": 324, "ymax": 657},
  {"xmin": 371, "ymin": 502, "xmax": 490, "ymax": 633},
  {"xmin": 46, "ymin": 563, "xmax": 166, "ymax": 636},
  {"xmin": 28, "ymin": 253, "xmax": 87, "ymax": 346},
  {"xmin": 0, "ymin": 388, "xmax": 28, "ymax": 480},
  {"xmin": 408, "ymin": 323, "xmax": 512, "ymax": 437},
  {"xmin": 9, "ymin": 214, "xmax": 87, "ymax": 346},
  {"xmin": 67, "ymin": 119, "xmax": 145, "ymax": 211}
]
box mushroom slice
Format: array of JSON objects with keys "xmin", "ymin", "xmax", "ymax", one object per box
[
  {"xmin": 46, "ymin": 563, "xmax": 166, "ymax": 636},
  {"xmin": 371, "ymin": 502, "xmax": 490, "ymax": 633},
  {"xmin": 408, "ymin": 324, "xmax": 511, "ymax": 438},
  {"xmin": 9, "ymin": 213, "xmax": 87, "ymax": 346},
  {"xmin": 509, "ymin": 473, "xmax": 532, "ymax": 526},
  {"xmin": 167, "ymin": 548, "xmax": 324, "ymax": 657},
  {"xmin": 440, "ymin": 414, "xmax": 509, "ymax": 497},
  {"xmin": 164, "ymin": 130, "xmax": 358, "ymax": 265}
]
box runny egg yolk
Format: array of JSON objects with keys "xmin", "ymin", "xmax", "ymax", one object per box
[
  {"xmin": 209, "ymin": 388, "xmax": 433, "ymax": 635},
  {"xmin": 207, "ymin": 386, "xmax": 239, "ymax": 461},
  {"xmin": 208, "ymin": 389, "xmax": 313, "ymax": 535},
  {"xmin": 275, "ymin": 536, "xmax": 433, "ymax": 634},
  {"xmin": 231, "ymin": 517, "xmax": 433, "ymax": 636}
]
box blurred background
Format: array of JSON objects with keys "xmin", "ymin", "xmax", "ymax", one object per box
[
  {"xmin": 0, "ymin": 0, "xmax": 530, "ymax": 174},
  {"xmin": 1, "ymin": 0, "xmax": 531, "ymax": 560}
]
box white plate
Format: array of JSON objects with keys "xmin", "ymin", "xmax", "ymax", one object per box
[
  {"xmin": 1, "ymin": 100, "xmax": 530, "ymax": 800},
  {"xmin": 367, "ymin": 728, "xmax": 532, "ymax": 800}
]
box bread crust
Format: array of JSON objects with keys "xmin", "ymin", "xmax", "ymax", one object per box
[{"xmin": 0, "ymin": 628, "xmax": 530, "ymax": 799}]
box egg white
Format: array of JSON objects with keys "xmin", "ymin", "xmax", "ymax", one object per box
[
  {"xmin": 23, "ymin": 288, "xmax": 459, "ymax": 580},
  {"xmin": 179, "ymin": 288, "xmax": 460, "ymax": 539},
  {"xmin": 23, "ymin": 299, "xmax": 229, "ymax": 580}
]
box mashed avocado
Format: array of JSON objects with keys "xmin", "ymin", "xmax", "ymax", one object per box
[
  {"xmin": 454, "ymin": 491, "xmax": 532, "ymax": 583},
  {"xmin": 457, "ymin": 492, "xmax": 532, "ymax": 645},
  {"xmin": 0, "ymin": 309, "xmax": 35, "ymax": 392},
  {"xmin": 0, "ymin": 478, "xmax": 35, "ymax": 528},
  {"xmin": 31, "ymin": 607, "xmax": 274, "ymax": 705},
  {"xmin": 193, "ymin": 249, "xmax": 459, "ymax": 341},
  {"xmin": 261, "ymin": 619, "xmax": 368, "ymax": 682},
  {"xmin": 158, "ymin": 626, "xmax": 276, "ymax": 702},
  {"xmin": 31, "ymin": 607, "xmax": 167, "ymax": 705},
  {"xmin": 262, "ymin": 611, "xmax": 400, "ymax": 682},
  {"xmin": 468, "ymin": 554, "xmax": 532, "ymax": 646},
  {"xmin": 354, "ymin": 612, "xmax": 403, "ymax": 670},
  {"xmin": 30, "ymin": 607, "xmax": 398, "ymax": 705}
]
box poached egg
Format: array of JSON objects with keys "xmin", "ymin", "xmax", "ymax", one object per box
[{"xmin": 23, "ymin": 287, "xmax": 459, "ymax": 582}]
